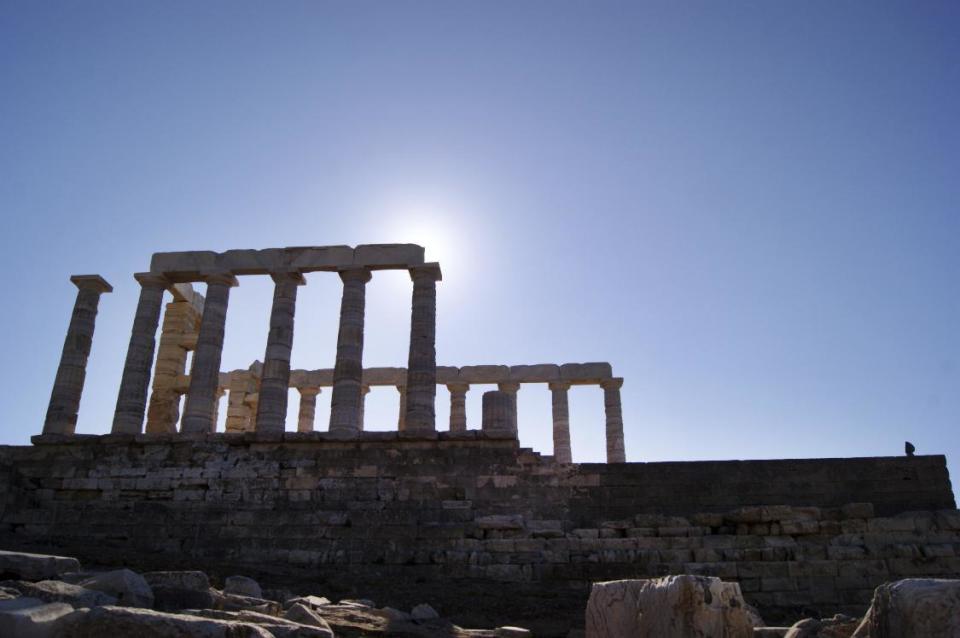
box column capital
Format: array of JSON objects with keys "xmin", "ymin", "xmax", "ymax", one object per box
[
  {"xmin": 600, "ymin": 377, "xmax": 624, "ymax": 391},
  {"xmin": 338, "ymin": 267, "xmax": 372, "ymax": 283},
  {"xmin": 202, "ymin": 271, "xmax": 239, "ymax": 287},
  {"xmin": 298, "ymin": 386, "xmax": 321, "ymax": 397},
  {"xmin": 269, "ymin": 269, "xmax": 307, "ymax": 285},
  {"xmin": 446, "ymin": 383, "xmax": 470, "ymax": 394},
  {"xmin": 133, "ymin": 272, "xmax": 169, "ymax": 289},
  {"xmin": 70, "ymin": 274, "xmax": 113, "ymax": 294},
  {"xmin": 409, "ymin": 262, "xmax": 442, "ymax": 283},
  {"xmin": 498, "ymin": 381, "xmax": 521, "ymax": 393},
  {"xmin": 548, "ymin": 380, "xmax": 572, "ymax": 392},
  {"xmin": 360, "ymin": 385, "xmax": 371, "ymax": 395}
]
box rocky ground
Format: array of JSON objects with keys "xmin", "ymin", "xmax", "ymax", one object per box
[{"xmin": 2, "ymin": 549, "xmax": 958, "ymax": 637}]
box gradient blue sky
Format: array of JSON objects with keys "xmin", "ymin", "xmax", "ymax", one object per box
[{"xmin": 1, "ymin": 2, "xmax": 958, "ymax": 477}]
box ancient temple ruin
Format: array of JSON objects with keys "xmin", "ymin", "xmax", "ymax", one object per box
[{"xmin": 39, "ymin": 244, "xmax": 625, "ymax": 462}]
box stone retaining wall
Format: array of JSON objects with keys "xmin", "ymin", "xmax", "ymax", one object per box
[{"xmin": 0, "ymin": 435, "xmax": 955, "ymax": 635}]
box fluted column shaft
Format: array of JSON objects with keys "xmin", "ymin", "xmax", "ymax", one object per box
[
  {"xmin": 255, "ymin": 271, "xmax": 305, "ymax": 433},
  {"xmin": 44, "ymin": 275, "xmax": 113, "ymax": 435},
  {"xmin": 396, "ymin": 385, "xmax": 407, "ymax": 431},
  {"xmin": 404, "ymin": 264, "xmax": 441, "ymax": 433},
  {"xmin": 549, "ymin": 381, "xmax": 572, "ymax": 463},
  {"xmin": 329, "ymin": 268, "xmax": 371, "ymax": 437},
  {"xmin": 497, "ymin": 381, "xmax": 520, "ymax": 434},
  {"xmin": 447, "ymin": 383, "xmax": 469, "ymax": 432},
  {"xmin": 182, "ymin": 273, "xmax": 238, "ymax": 433},
  {"xmin": 112, "ymin": 272, "xmax": 167, "ymax": 434},
  {"xmin": 359, "ymin": 385, "xmax": 370, "ymax": 431},
  {"xmin": 601, "ymin": 377, "xmax": 626, "ymax": 463},
  {"xmin": 297, "ymin": 388, "xmax": 319, "ymax": 432}
]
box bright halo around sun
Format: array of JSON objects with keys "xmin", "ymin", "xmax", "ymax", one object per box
[{"xmin": 382, "ymin": 205, "xmax": 465, "ymax": 277}]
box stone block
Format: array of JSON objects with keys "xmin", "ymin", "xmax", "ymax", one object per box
[
  {"xmin": 0, "ymin": 598, "xmax": 74, "ymax": 638},
  {"xmin": 150, "ymin": 251, "xmax": 218, "ymax": 278},
  {"xmin": 0, "ymin": 550, "xmax": 81, "ymax": 581},
  {"xmin": 353, "ymin": 244, "xmax": 425, "ymax": 268},
  {"xmin": 361, "ymin": 367, "xmax": 405, "ymax": 385},
  {"xmin": 459, "ymin": 365, "xmax": 511, "ymax": 384},
  {"xmin": 218, "ymin": 249, "xmax": 286, "ymax": 275},
  {"xmin": 436, "ymin": 366, "xmax": 460, "ymax": 384},
  {"xmin": 286, "ymin": 246, "xmax": 354, "ymax": 271},
  {"xmin": 508, "ymin": 364, "xmax": 561, "ymax": 383},
  {"xmin": 55, "ymin": 605, "xmax": 274, "ymax": 637},
  {"xmin": 560, "ymin": 362, "xmax": 613, "ymax": 383}
]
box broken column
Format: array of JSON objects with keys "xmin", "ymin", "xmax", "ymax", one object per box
[
  {"xmin": 43, "ymin": 275, "xmax": 113, "ymax": 435},
  {"xmin": 404, "ymin": 263, "xmax": 441, "ymax": 433},
  {"xmin": 497, "ymin": 381, "xmax": 520, "ymax": 435},
  {"xmin": 396, "ymin": 384, "xmax": 407, "ymax": 431},
  {"xmin": 145, "ymin": 286, "xmax": 203, "ymax": 434},
  {"xmin": 328, "ymin": 267, "xmax": 371, "ymax": 437},
  {"xmin": 481, "ymin": 390, "xmax": 515, "ymax": 436},
  {"xmin": 549, "ymin": 381, "xmax": 572, "ymax": 463},
  {"xmin": 447, "ymin": 383, "xmax": 469, "ymax": 432},
  {"xmin": 297, "ymin": 387, "xmax": 320, "ymax": 432},
  {"xmin": 225, "ymin": 366, "xmax": 260, "ymax": 432},
  {"xmin": 255, "ymin": 270, "xmax": 305, "ymax": 433},
  {"xmin": 601, "ymin": 377, "xmax": 626, "ymax": 463},
  {"xmin": 112, "ymin": 272, "xmax": 168, "ymax": 434},
  {"xmin": 182, "ymin": 271, "xmax": 238, "ymax": 434}
]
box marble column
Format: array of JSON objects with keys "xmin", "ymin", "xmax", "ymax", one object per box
[
  {"xmin": 255, "ymin": 270, "xmax": 305, "ymax": 433},
  {"xmin": 405, "ymin": 264, "xmax": 441, "ymax": 433},
  {"xmin": 396, "ymin": 385, "xmax": 407, "ymax": 431},
  {"xmin": 297, "ymin": 387, "xmax": 320, "ymax": 432},
  {"xmin": 358, "ymin": 385, "xmax": 371, "ymax": 431},
  {"xmin": 447, "ymin": 383, "xmax": 469, "ymax": 432},
  {"xmin": 43, "ymin": 275, "xmax": 113, "ymax": 435},
  {"xmin": 601, "ymin": 377, "xmax": 626, "ymax": 463},
  {"xmin": 482, "ymin": 390, "xmax": 515, "ymax": 435},
  {"xmin": 548, "ymin": 381, "xmax": 573, "ymax": 463},
  {"xmin": 112, "ymin": 272, "xmax": 168, "ymax": 434},
  {"xmin": 328, "ymin": 267, "xmax": 371, "ymax": 437},
  {"xmin": 182, "ymin": 272, "xmax": 238, "ymax": 434},
  {"xmin": 146, "ymin": 296, "xmax": 202, "ymax": 434},
  {"xmin": 497, "ymin": 381, "xmax": 520, "ymax": 434}
]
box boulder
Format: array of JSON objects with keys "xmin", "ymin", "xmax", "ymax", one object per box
[
  {"xmin": 283, "ymin": 595, "xmax": 331, "ymax": 610},
  {"xmin": 2, "ymin": 580, "xmax": 117, "ymax": 608},
  {"xmin": 585, "ymin": 575, "xmax": 754, "ymax": 638},
  {"xmin": 187, "ymin": 608, "xmax": 334, "ymax": 638},
  {"xmin": 79, "ymin": 569, "xmax": 154, "ymax": 608},
  {"xmin": 224, "ymin": 575, "xmax": 262, "ymax": 599},
  {"xmin": 852, "ymin": 578, "xmax": 960, "ymax": 637},
  {"xmin": 283, "ymin": 602, "xmax": 334, "ymax": 632},
  {"xmin": 55, "ymin": 605, "xmax": 273, "ymax": 637},
  {"xmin": 0, "ymin": 598, "xmax": 74, "ymax": 638},
  {"xmin": 411, "ymin": 603, "xmax": 440, "ymax": 621},
  {"xmin": 0, "ymin": 550, "xmax": 81, "ymax": 581}
]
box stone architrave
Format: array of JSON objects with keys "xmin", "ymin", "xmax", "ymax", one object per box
[
  {"xmin": 497, "ymin": 381, "xmax": 520, "ymax": 434},
  {"xmin": 297, "ymin": 387, "xmax": 320, "ymax": 432},
  {"xmin": 396, "ymin": 385, "xmax": 407, "ymax": 431},
  {"xmin": 43, "ymin": 275, "xmax": 113, "ymax": 435},
  {"xmin": 328, "ymin": 267, "xmax": 372, "ymax": 437},
  {"xmin": 358, "ymin": 385, "xmax": 371, "ymax": 431},
  {"xmin": 181, "ymin": 272, "xmax": 238, "ymax": 433},
  {"xmin": 601, "ymin": 377, "xmax": 626, "ymax": 463},
  {"xmin": 404, "ymin": 264, "xmax": 441, "ymax": 433},
  {"xmin": 447, "ymin": 383, "xmax": 469, "ymax": 432},
  {"xmin": 112, "ymin": 272, "xmax": 168, "ymax": 434},
  {"xmin": 481, "ymin": 390, "xmax": 515, "ymax": 435},
  {"xmin": 255, "ymin": 270, "xmax": 305, "ymax": 433},
  {"xmin": 548, "ymin": 381, "xmax": 572, "ymax": 463}
]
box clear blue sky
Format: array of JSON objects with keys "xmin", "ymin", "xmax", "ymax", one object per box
[{"xmin": 1, "ymin": 2, "xmax": 958, "ymax": 478}]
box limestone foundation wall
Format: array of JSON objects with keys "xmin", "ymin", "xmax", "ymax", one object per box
[{"xmin": 0, "ymin": 436, "xmax": 955, "ymax": 635}]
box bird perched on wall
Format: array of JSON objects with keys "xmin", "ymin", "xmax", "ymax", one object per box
[{"xmin": 905, "ymin": 441, "xmax": 916, "ymax": 457}]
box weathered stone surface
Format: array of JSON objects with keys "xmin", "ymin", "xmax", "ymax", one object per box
[
  {"xmin": 0, "ymin": 586, "xmax": 19, "ymax": 600},
  {"xmin": 481, "ymin": 391, "xmax": 516, "ymax": 435},
  {"xmin": 210, "ymin": 590, "xmax": 280, "ymax": 615},
  {"xmin": 190, "ymin": 608, "xmax": 334, "ymax": 638},
  {"xmin": 786, "ymin": 615, "xmax": 859, "ymax": 637},
  {"xmin": 411, "ymin": 603, "xmax": 440, "ymax": 621},
  {"xmin": 495, "ymin": 627, "xmax": 532, "ymax": 638},
  {"xmin": 79, "ymin": 569, "xmax": 154, "ymax": 608},
  {"xmin": 354, "ymin": 243, "xmax": 425, "ymax": 268},
  {"xmin": 585, "ymin": 575, "xmax": 754, "ymax": 638},
  {"xmin": 283, "ymin": 602, "xmax": 335, "ymax": 634},
  {"xmin": 0, "ymin": 597, "xmax": 74, "ymax": 638},
  {"xmin": 143, "ymin": 571, "xmax": 215, "ymax": 612},
  {"xmin": 0, "ymin": 550, "xmax": 81, "ymax": 581},
  {"xmin": 56, "ymin": 605, "xmax": 273, "ymax": 637},
  {"xmin": 852, "ymin": 578, "xmax": 960, "ymax": 637},
  {"xmin": 560, "ymin": 362, "xmax": 613, "ymax": 383},
  {"xmin": 509, "ymin": 364, "xmax": 560, "ymax": 383},
  {"xmin": 2, "ymin": 580, "xmax": 116, "ymax": 608},
  {"xmin": 283, "ymin": 595, "xmax": 331, "ymax": 610},
  {"xmin": 459, "ymin": 365, "xmax": 510, "ymax": 384},
  {"xmin": 224, "ymin": 575, "xmax": 262, "ymax": 599}
]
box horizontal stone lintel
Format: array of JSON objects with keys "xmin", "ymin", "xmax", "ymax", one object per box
[
  {"xmin": 149, "ymin": 244, "xmax": 426, "ymax": 280},
  {"xmin": 28, "ymin": 430, "xmax": 521, "ymax": 447}
]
